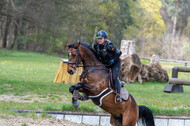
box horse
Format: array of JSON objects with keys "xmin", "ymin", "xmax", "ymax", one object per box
[{"xmin": 67, "ymin": 42, "xmax": 155, "ymax": 126}]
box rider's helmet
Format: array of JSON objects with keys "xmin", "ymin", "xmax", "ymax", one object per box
[{"xmin": 96, "ymin": 30, "xmax": 108, "ymax": 38}]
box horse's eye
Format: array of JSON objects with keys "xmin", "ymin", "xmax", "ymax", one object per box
[{"xmin": 72, "ymin": 54, "xmax": 76, "ymax": 57}]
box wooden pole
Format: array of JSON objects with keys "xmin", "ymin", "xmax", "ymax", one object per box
[
  {"xmin": 177, "ymin": 67, "xmax": 190, "ymax": 72},
  {"xmin": 169, "ymin": 78, "xmax": 190, "ymax": 86}
]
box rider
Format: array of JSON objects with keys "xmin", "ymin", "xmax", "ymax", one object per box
[{"xmin": 93, "ymin": 30, "xmax": 122, "ymax": 102}]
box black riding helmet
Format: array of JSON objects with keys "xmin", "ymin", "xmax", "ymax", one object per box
[{"xmin": 96, "ymin": 30, "xmax": 108, "ymax": 38}]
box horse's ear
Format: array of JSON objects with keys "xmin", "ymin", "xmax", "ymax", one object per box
[
  {"xmin": 66, "ymin": 42, "xmax": 72, "ymax": 48},
  {"xmin": 75, "ymin": 42, "xmax": 80, "ymax": 48},
  {"xmin": 66, "ymin": 43, "xmax": 70, "ymax": 47}
]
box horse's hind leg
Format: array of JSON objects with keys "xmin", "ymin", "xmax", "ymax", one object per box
[
  {"xmin": 122, "ymin": 106, "xmax": 138, "ymax": 126},
  {"xmin": 110, "ymin": 115, "xmax": 122, "ymax": 126},
  {"xmin": 122, "ymin": 113, "xmax": 136, "ymax": 126}
]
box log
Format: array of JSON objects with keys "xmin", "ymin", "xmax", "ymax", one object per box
[
  {"xmin": 169, "ymin": 78, "xmax": 190, "ymax": 86},
  {"xmin": 177, "ymin": 67, "xmax": 190, "ymax": 72},
  {"xmin": 119, "ymin": 54, "xmax": 141, "ymax": 83}
]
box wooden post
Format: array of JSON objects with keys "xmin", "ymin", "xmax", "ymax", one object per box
[
  {"xmin": 150, "ymin": 54, "xmax": 160, "ymax": 64},
  {"xmin": 185, "ymin": 63, "xmax": 187, "ymax": 67},
  {"xmin": 171, "ymin": 67, "xmax": 184, "ymax": 93},
  {"xmin": 172, "ymin": 67, "xmax": 178, "ymax": 78},
  {"xmin": 54, "ymin": 59, "xmax": 82, "ymax": 84},
  {"xmin": 164, "ymin": 67, "xmax": 184, "ymax": 93},
  {"xmin": 120, "ymin": 40, "xmax": 135, "ymax": 60}
]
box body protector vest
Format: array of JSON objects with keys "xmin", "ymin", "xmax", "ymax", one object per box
[{"xmin": 93, "ymin": 40, "xmax": 122, "ymax": 65}]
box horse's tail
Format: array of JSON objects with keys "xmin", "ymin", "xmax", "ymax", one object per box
[{"xmin": 138, "ymin": 105, "xmax": 155, "ymax": 126}]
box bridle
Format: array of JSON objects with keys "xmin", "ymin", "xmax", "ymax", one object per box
[
  {"xmin": 68, "ymin": 48, "xmax": 82, "ymax": 70},
  {"xmin": 67, "ymin": 46, "xmax": 109, "ymax": 81},
  {"xmin": 68, "ymin": 47, "xmax": 108, "ymax": 70}
]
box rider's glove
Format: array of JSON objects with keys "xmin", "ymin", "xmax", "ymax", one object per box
[{"xmin": 109, "ymin": 59, "xmax": 114, "ymax": 65}]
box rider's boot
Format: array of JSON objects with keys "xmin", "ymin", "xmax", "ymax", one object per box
[{"xmin": 116, "ymin": 80, "xmax": 121, "ymax": 103}]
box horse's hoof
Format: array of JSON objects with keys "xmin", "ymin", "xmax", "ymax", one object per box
[{"xmin": 72, "ymin": 100, "xmax": 80, "ymax": 109}]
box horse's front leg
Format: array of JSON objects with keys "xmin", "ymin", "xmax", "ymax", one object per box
[
  {"xmin": 69, "ymin": 83, "xmax": 89, "ymax": 109},
  {"xmin": 69, "ymin": 83, "xmax": 85, "ymax": 94}
]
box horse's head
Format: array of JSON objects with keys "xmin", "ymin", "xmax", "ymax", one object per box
[{"xmin": 67, "ymin": 42, "xmax": 82, "ymax": 75}]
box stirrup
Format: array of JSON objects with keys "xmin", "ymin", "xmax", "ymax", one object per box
[{"xmin": 116, "ymin": 94, "xmax": 121, "ymax": 103}]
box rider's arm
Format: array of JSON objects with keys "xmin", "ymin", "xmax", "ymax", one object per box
[{"xmin": 106, "ymin": 42, "xmax": 122, "ymax": 61}]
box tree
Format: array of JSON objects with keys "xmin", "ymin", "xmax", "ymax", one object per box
[
  {"xmin": 2, "ymin": 15, "xmax": 11, "ymax": 48},
  {"xmin": 123, "ymin": 0, "xmax": 165, "ymax": 56},
  {"xmin": 160, "ymin": 0, "xmax": 190, "ymax": 40},
  {"xmin": 0, "ymin": 0, "xmax": 134, "ymax": 53}
]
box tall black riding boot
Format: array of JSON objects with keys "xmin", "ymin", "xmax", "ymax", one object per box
[{"xmin": 116, "ymin": 80, "xmax": 121, "ymax": 102}]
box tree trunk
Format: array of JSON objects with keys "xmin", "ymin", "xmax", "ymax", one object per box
[
  {"xmin": 189, "ymin": 27, "xmax": 190, "ymax": 44},
  {"xmin": 172, "ymin": 14, "xmax": 177, "ymax": 42},
  {"xmin": 172, "ymin": 0, "xmax": 180, "ymax": 42},
  {"xmin": 0, "ymin": 0, "xmax": 5, "ymax": 19},
  {"xmin": 17, "ymin": 20, "xmax": 25, "ymax": 50},
  {"xmin": 160, "ymin": 7, "xmax": 173, "ymax": 36},
  {"xmin": 10, "ymin": 22, "xmax": 18, "ymax": 49},
  {"xmin": 2, "ymin": 15, "xmax": 11, "ymax": 48}
]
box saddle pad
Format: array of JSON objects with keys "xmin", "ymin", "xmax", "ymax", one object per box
[
  {"xmin": 121, "ymin": 87, "xmax": 129, "ymax": 101},
  {"xmin": 89, "ymin": 88, "xmax": 113, "ymax": 106}
]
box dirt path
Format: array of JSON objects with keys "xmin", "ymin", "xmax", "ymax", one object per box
[
  {"xmin": 0, "ymin": 94, "xmax": 90, "ymax": 126},
  {"xmin": 0, "ymin": 115, "xmax": 88, "ymax": 126},
  {"xmin": 0, "ymin": 94, "xmax": 69, "ymax": 103}
]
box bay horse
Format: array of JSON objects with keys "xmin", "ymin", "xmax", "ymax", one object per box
[{"xmin": 67, "ymin": 42, "xmax": 155, "ymax": 126}]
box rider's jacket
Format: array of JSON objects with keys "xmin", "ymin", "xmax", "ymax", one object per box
[{"xmin": 93, "ymin": 40, "xmax": 122, "ymax": 65}]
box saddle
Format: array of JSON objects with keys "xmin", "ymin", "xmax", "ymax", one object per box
[{"xmin": 109, "ymin": 69, "xmax": 129, "ymax": 102}]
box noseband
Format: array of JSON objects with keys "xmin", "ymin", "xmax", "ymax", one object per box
[{"xmin": 68, "ymin": 48, "xmax": 82, "ymax": 70}]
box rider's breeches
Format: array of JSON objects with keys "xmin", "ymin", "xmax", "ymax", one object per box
[{"xmin": 111, "ymin": 59, "xmax": 121, "ymax": 95}]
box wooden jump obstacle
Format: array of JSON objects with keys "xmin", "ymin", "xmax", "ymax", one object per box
[
  {"xmin": 164, "ymin": 67, "xmax": 190, "ymax": 93},
  {"xmin": 54, "ymin": 59, "xmax": 82, "ymax": 84}
]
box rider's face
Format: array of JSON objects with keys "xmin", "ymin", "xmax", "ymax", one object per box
[{"xmin": 98, "ymin": 38, "xmax": 105, "ymax": 45}]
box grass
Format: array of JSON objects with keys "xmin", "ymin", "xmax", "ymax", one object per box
[
  {"xmin": 0, "ymin": 49, "xmax": 190, "ymax": 116},
  {"xmin": 126, "ymin": 82, "xmax": 190, "ymax": 116}
]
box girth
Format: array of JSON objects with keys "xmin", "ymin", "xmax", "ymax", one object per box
[{"xmin": 88, "ymin": 88, "xmax": 113, "ymax": 106}]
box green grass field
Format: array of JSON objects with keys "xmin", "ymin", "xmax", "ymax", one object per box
[{"xmin": 0, "ymin": 49, "xmax": 190, "ymax": 116}]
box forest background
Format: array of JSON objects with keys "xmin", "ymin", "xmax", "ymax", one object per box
[{"xmin": 0, "ymin": 0, "xmax": 190, "ymax": 60}]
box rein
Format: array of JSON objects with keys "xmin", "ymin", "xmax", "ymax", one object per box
[
  {"xmin": 68, "ymin": 48, "xmax": 107, "ymax": 69},
  {"xmin": 68, "ymin": 46, "xmax": 109, "ymax": 82}
]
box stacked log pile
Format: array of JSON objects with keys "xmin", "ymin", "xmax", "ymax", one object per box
[{"xmin": 119, "ymin": 54, "xmax": 169, "ymax": 84}]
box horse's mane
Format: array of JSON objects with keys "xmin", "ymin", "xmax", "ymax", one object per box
[
  {"xmin": 69, "ymin": 42, "xmax": 97, "ymax": 56},
  {"xmin": 80, "ymin": 42, "xmax": 96, "ymax": 54}
]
